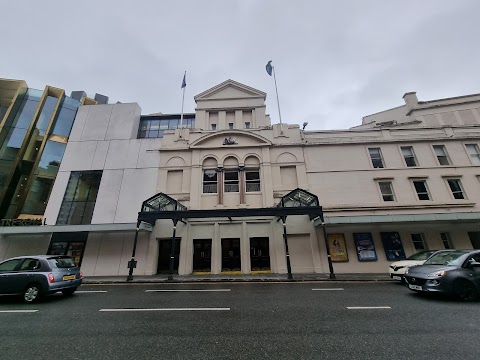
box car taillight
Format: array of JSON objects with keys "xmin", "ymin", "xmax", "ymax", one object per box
[
  {"xmin": 80, "ymin": 272, "xmax": 83, "ymax": 279},
  {"xmin": 48, "ymin": 273, "xmax": 55, "ymax": 283}
]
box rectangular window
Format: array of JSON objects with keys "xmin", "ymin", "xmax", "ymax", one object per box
[
  {"xmin": 56, "ymin": 171, "xmax": 102, "ymax": 225},
  {"xmin": 202, "ymin": 170, "xmax": 217, "ymax": 194},
  {"xmin": 138, "ymin": 116, "xmax": 195, "ymax": 138},
  {"xmin": 401, "ymin": 146, "xmax": 417, "ymax": 167},
  {"xmin": 440, "ymin": 232, "xmax": 453, "ymax": 249},
  {"xmin": 466, "ymin": 144, "xmax": 480, "ymax": 165},
  {"xmin": 224, "ymin": 170, "xmax": 239, "ymax": 193},
  {"xmin": 378, "ymin": 181, "xmax": 395, "ymax": 201},
  {"xmin": 228, "ymin": 123, "xmax": 234, "ymax": 129},
  {"xmin": 447, "ymin": 179, "xmax": 465, "ymax": 199},
  {"xmin": 211, "ymin": 124, "xmax": 217, "ymax": 130},
  {"xmin": 433, "ymin": 145, "xmax": 450, "ymax": 165},
  {"xmin": 411, "ymin": 233, "xmax": 427, "ymax": 251},
  {"xmin": 245, "ymin": 170, "xmax": 260, "ymax": 192},
  {"xmin": 245, "ymin": 122, "xmax": 250, "ymax": 129},
  {"xmin": 413, "ymin": 180, "xmax": 430, "ymax": 200},
  {"xmin": 368, "ymin": 148, "xmax": 384, "ymax": 168}
]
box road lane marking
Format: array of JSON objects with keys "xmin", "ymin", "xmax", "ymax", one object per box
[
  {"xmin": 347, "ymin": 306, "xmax": 391, "ymax": 310},
  {"xmin": 312, "ymin": 288, "xmax": 344, "ymax": 291},
  {"xmin": 0, "ymin": 310, "xmax": 38, "ymax": 313},
  {"xmin": 145, "ymin": 289, "xmax": 231, "ymax": 292},
  {"xmin": 99, "ymin": 308, "xmax": 230, "ymax": 312},
  {"xmin": 76, "ymin": 290, "xmax": 108, "ymax": 293}
]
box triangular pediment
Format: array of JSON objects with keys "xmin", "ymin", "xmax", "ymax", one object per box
[
  {"xmin": 190, "ymin": 130, "xmax": 271, "ymax": 149},
  {"xmin": 195, "ymin": 80, "xmax": 266, "ymax": 101}
]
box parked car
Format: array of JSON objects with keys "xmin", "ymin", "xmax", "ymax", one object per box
[
  {"xmin": 404, "ymin": 250, "xmax": 480, "ymax": 301},
  {"xmin": 389, "ymin": 250, "xmax": 444, "ymax": 281},
  {"xmin": 0, "ymin": 255, "xmax": 82, "ymax": 303}
]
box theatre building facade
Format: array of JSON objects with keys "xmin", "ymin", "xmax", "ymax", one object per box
[{"xmin": 2, "ymin": 79, "xmax": 480, "ymax": 276}]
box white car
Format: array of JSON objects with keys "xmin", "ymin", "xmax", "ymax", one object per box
[{"xmin": 389, "ymin": 250, "xmax": 442, "ymax": 281}]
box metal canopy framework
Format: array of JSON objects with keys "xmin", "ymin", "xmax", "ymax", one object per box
[{"xmin": 127, "ymin": 189, "xmax": 335, "ymax": 280}]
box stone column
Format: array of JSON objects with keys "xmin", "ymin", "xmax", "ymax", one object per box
[
  {"xmin": 216, "ymin": 167, "xmax": 224, "ymax": 205},
  {"xmin": 239, "ymin": 165, "xmax": 246, "ymax": 204}
]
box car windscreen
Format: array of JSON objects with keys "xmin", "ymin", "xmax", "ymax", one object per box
[
  {"xmin": 47, "ymin": 257, "xmax": 77, "ymax": 268},
  {"xmin": 407, "ymin": 251, "xmax": 436, "ymax": 261},
  {"xmin": 423, "ymin": 251, "xmax": 467, "ymax": 266}
]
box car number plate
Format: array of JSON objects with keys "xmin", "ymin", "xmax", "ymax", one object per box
[
  {"xmin": 392, "ymin": 276, "xmax": 402, "ymax": 280},
  {"xmin": 62, "ymin": 275, "xmax": 76, "ymax": 281},
  {"xmin": 409, "ymin": 284, "xmax": 422, "ymax": 291}
]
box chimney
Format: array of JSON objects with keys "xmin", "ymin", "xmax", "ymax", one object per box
[{"xmin": 403, "ymin": 92, "xmax": 419, "ymax": 110}]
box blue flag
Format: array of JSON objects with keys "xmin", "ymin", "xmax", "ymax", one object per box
[
  {"xmin": 266, "ymin": 61, "xmax": 273, "ymax": 76},
  {"xmin": 181, "ymin": 73, "xmax": 186, "ymax": 88}
]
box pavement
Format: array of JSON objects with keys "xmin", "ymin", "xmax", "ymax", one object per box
[{"xmin": 83, "ymin": 272, "xmax": 393, "ymax": 284}]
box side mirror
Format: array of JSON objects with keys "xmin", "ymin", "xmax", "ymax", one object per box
[{"xmin": 467, "ymin": 258, "xmax": 480, "ymax": 267}]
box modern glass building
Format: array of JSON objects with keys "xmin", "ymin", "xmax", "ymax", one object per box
[{"xmin": 0, "ymin": 78, "xmax": 97, "ymax": 220}]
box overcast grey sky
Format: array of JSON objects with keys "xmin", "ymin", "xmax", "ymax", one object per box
[{"xmin": 2, "ymin": 0, "xmax": 479, "ymax": 130}]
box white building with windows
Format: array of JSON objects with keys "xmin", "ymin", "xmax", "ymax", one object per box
[{"xmin": 1, "ymin": 80, "xmax": 480, "ymax": 277}]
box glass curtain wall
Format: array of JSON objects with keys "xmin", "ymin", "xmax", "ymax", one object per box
[
  {"xmin": 0, "ymin": 89, "xmax": 43, "ymax": 217},
  {"xmin": 56, "ymin": 171, "xmax": 103, "ymax": 225},
  {"xmin": 21, "ymin": 97, "xmax": 80, "ymax": 216}
]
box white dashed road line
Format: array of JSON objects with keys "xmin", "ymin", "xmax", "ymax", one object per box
[
  {"xmin": 347, "ymin": 306, "xmax": 391, "ymax": 310},
  {"xmin": 312, "ymin": 288, "xmax": 344, "ymax": 291},
  {"xmin": 99, "ymin": 308, "xmax": 230, "ymax": 312},
  {"xmin": 145, "ymin": 289, "xmax": 231, "ymax": 292},
  {"xmin": 0, "ymin": 310, "xmax": 38, "ymax": 313},
  {"xmin": 76, "ymin": 290, "xmax": 108, "ymax": 293}
]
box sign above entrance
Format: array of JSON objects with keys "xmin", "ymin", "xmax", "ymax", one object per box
[{"xmin": 0, "ymin": 218, "xmax": 43, "ymax": 227}]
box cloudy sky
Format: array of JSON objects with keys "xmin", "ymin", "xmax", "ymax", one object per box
[{"xmin": 2, "ymin": 1, "xmax": 479, "ymax": 130}]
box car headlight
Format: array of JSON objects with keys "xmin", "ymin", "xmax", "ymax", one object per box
[
  {"xmin": 404, "ymin": 266, "xmax": 413, "ymax": 274},
  {"xmin": 427, "ymin": 270, "xmax": 446, "ymax": 278}
]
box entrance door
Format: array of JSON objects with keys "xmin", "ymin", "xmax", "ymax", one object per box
[
  {"xmin": 221, "ymin": 238, "xmax": 241, "ymax": 272},
  {"xmin": 250, "ymin": 237, "xmax": 270, "ymax": 271},
  {"xmin": 193, "ymin": 239, "xmax": 212, "ymax": 272},
  {"xmin": 468, "ymin": 232, "xmax": 480, "ymax": 249},
  {"xmin": 157, "ymin": 238, "xmax": 180, "ymax": 274}
]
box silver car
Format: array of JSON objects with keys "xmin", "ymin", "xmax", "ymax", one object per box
[{"xmin": 0, "ymin": 255, "xmax": 83, "ymax": 303}]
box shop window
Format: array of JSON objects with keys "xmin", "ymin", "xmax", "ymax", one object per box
[
  {"xmin": 368, "ymin": 148, "xmax": 384, "ymax": 168},
  {"xmin": 440, "ymin": 232, "xmax": 453, "ymax": 249},
  {"xmin": 411, "ymin": 233, "xmax": 427, "ymax": 250},
  {"xmin": 56, "ymin": 171, "xmax": 102, "ymax": 225},
  {"xmin": 48, "ymin": 232, "xmax": 88, "ymax": 266}
]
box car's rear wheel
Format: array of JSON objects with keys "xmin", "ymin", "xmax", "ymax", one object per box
[
  {"xmin": 453, "ymin": 279, "xmax": 478, "ymax": 301},
  {"xmin": 62, "ymin": 288, "xmax": 77, "ymax": 296},
  {"xmin": 23, "ymin": 284, "xmax": 42, "ymax": 303}
]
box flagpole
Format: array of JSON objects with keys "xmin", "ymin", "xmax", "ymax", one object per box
[
  {"xmin": 272, "ymin": 65, "xmax": 283, "ymax": 134},
  {"xmin": 180, "ymin": 71, "xmax": 186, "ymax": 129}
]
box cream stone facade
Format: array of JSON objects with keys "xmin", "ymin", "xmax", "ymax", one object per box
[{"xmin": 2, "ymin": 79, "xmax": 480, "ymax": 277}]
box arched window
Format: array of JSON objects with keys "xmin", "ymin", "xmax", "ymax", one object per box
[
  {"xmin": 245, "ymin": 156, "xmax": 260, "ymax": 192},
  {"xmin": 202, "ymin": 157, "xmax": 218, "ymax": 194},
  {"xmin": 224, "ymin": 156, "xmax": 239, "ymax": 193}
]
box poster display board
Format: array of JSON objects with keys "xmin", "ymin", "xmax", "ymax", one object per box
[
  {"xmin": 328, "ymin": 233, "xmax": 349, "ymax": 262},
  {"xmin": 353, "ymin": 233, "xmax": 378, "ymax": 261},
  {"xmin": 381, "ymin": 232, "xmax": 406, "ymax": 260}
]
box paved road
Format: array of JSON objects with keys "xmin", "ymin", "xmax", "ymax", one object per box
[{"xmin": 0, "ymin": 282, "xmax": 478, "ymax": 360}]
